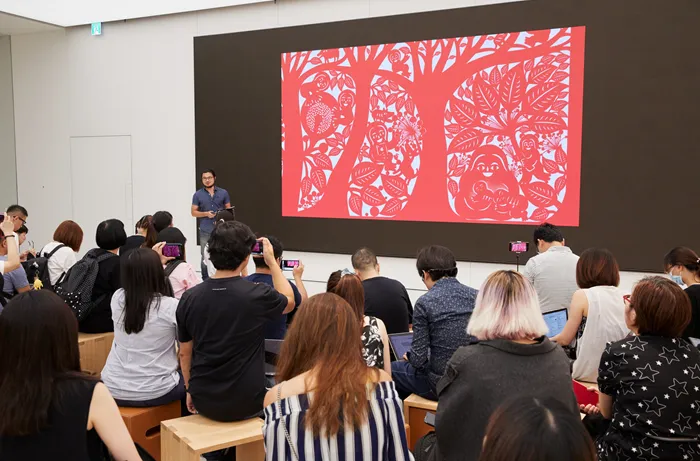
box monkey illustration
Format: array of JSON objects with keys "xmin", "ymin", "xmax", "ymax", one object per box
[
  {"xmin": 456, "ymin": 145, "xmax": 519, "ymax": 219},
  {"xmin": 518, "ymin": 133, "xmax": 551, "ymax": 182},
  {"xmin": 300, "ymin": 73, "xmax": 339, "ymax": 140}
]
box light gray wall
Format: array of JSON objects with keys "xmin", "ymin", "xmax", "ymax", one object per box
[{"xmin": 0, "ymin": 36, "xmax": 17, "ymax": 207}]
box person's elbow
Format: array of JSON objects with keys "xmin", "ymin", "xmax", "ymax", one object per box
[
  {"xmin": 3, "ymin": 262, "xmax": 20, "ymax": 273},
  {"xmin": 179, "ymin": 342, "xmax": 193, "ymax": 363},
  {"xmin": 17, "ymin": 285, "xmax": 31, "ymax": 293},
  {"xmin": 283, "ymin": 296, "xmax": 295, "ymax": 314}
]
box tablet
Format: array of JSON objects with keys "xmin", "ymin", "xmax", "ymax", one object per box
[
  {"xmin": 264, "ymin": 339, "xmax": 283, "ymax": 376},
  {"xmin": 389, "ymin": 332, "xmax": 414, "ymax": 360},
  {"xmin": 543, "ymin": 308, "xmax": 568, "ymax": 337}
]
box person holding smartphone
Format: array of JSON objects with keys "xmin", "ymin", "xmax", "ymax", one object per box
[
  {"xmin": 190, "ymin": 169, "xmax": 230, "ymax": 280},
  {"xmin": 0, "ymin": 215, "xmax": 19, "ymax": 275}
]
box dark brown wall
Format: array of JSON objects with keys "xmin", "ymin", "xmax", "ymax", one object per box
[{"xmin": 194, "ymin": 0, "xmax": 700, "ymax": 272}]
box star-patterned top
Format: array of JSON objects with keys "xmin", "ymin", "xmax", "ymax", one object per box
[{"xmin": 598, "ymin": 335, "xmax": 700, "ymax": 461}]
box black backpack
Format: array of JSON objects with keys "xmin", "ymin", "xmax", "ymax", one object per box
[
  {"xmin": 25, "ymin": 244, "xmax": 66, "ymax": 290},
  {"xmin": 54, "ymin": 249, "xmax": 117, "ymax": 321}
]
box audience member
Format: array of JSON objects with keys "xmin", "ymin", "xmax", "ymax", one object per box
[
  {"xmin": 120, "ymin": 214, "xmax": 156, "ymax": 254},
  {"xmin": 202, "ymin": 209, "xmax": 236, "ymax": 278},
  {"xmin": 16, "ymin": 225, "xmax": 35, "ymax": 261},
  {"xmin": 1, "ymin": 232, "xmax": 30, "ymax": 298},
  {"xmin": 351, "ymin": 247, "xmax": 413, "ymax": 334},
  {"xmin": 480, "ymin": 397, "xmax": 596, "ymax": 461},
  {"xmin": 191, "ymin": 169, "xmax": 231, "ymax": 279},
  {"xmin": 263, "ymin": 293, "xmax": 411, "ymax": 460},
  {"xmin": 327, "ymin": 270, "xmax": 391, "ymax": 375},
  {"xmin": 78, "ymin": 219, "xmax": 126, "ymax": 333},
  {"xmin": 177, "ymin": 223, "xmax": 294, "ymax": 423},
  {"xmin": 101, "ymin": 247, "xmax": 184, "ymax": 407},
  {"xmin": 664, "ymin": 246, "xmax": 700, "ymax": 339},
  {"xmin": 593, "ymin": 276, "xmax": 700, "ymax": 461},
  {"xmin": 0, "ymin": 216, "xmax": 19, "ymax": 275},
  {"xmin": 551, "ymin": 248, "xmax": 629, "ymax": 382},
  {"xmin": 524, "ymin": 222, "xmax": 579, "ymax": 313},
  {"xmin": 39, "ymin": 220, "xmax": 84, "ymax": 286},
  {"xmin": 152, "ymin": 210, "xmax": 173, "ymax": 233},
  {"xmin": 0, "ymin": 291, "xmax": 140, "ymax": 460},
  {"xmin": 155, "ymin": 227, "xmax": 201, "ymax": 299},
  {"xmin": 247, "ymin": 235, "xmax": 306, "ymax": 339},
  {"xmin": 4, "ymin": 204, "xmax": 28, "ymax": 234},
  {"xmin": 391, "ymin": 245, "xmax": 477, "ymax": 400},
  {"xmin": 431, "ymin": 270, "xmax": 577, "ymax": 461}
]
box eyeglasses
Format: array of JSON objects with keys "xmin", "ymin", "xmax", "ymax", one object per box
[
  {"xmin": 623, "ymin": 294, "xmax": 632, "ymax": 305},
  {"xmin": 10, "ymin": 215, "xmax": 26, "ymax": 224}
]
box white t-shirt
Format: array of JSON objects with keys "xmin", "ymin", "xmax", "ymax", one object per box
[
  {"xmin": 101, "ymin": 289, "xmax": 180, "ymax": 401},
  {"xmin": 40, "ymin": 241, "xmax": 78, "ymax": 286}
]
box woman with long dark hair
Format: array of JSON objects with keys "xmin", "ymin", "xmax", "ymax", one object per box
[
  {"xmin": 0, "ymin": 291, "xmax": 139, "ymax": 460},
  {"xmin": 327, "ymin": 270, "xmax": 391, "ymax": 376},
  {"xmin": 101, "ymin": 247, "xmax": 183, "ymax": 406},
  {"xmin": 120, "ymin": 215, "xmax": 157, "ymax": 255},
  {"xmin": 262, "ymin": 293, "xmax": 411, "ymax": 460}
]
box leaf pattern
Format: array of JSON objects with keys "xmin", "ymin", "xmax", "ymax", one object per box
[
  {"xmin": 351, "ymin": 163, "xmax": 382, "ymax": 186},
  {"xmin": 361, "ymin": 186, "xmax": 386, "ymax": 206},
  {"xmin": 523, "ymin": 182, "xmax": 556, "ymax": 208},
  {"xmin": 383, "ymin": 175, "xmax": 408, "ymax": 197}
]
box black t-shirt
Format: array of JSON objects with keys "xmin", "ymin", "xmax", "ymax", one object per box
[
  {"xmin": 176, "ymin": 276, "xmax": 287, "ymax": 422},
  {"xmin": 79, "ymin": 250, "xmax": 120, "ymax": 334},
  {"xmin": 683, "ymin": 284, "xmax": 700, "ymax": 340},
  {"xmin": 362, "ymin": 276, "xmax": 413, "ymax": 334}
]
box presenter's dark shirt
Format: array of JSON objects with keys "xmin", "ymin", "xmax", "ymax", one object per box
[
  {"xmin": 176, "ymin": 275, "xmax": 287, "ymax": 422},
  {"xmin": 192, "ymin": 186, "xmax": 230, "ymax": 234},
  {"xmin": 683, "ymin": 284, "xmax": 700, "ymax": 340},
  {"xmin": 362, "ymin": 276, "xmax": 413, "ymax": 334},
  {"xmin": 246, "ymin": 272, "xmax": 302, "ymax": 339}
]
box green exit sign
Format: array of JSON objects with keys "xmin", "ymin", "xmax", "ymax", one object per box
[{"xmin": 91, "ymin": 22, "xmax": 102, "ymax": 36}]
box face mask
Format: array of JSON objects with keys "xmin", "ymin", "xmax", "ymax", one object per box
[{"xmin": 669, "ymin": 269, "xmax": 684, "ymax": 286}]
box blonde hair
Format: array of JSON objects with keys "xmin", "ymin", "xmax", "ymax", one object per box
[{"xmin": 467, "ymin": 270, "xmax": 548, "ymax": 340}]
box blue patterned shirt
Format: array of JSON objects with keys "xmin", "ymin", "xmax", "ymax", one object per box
[{"xmin": 408, "ymin": 277, "xmax": 478, "ymax": 388}]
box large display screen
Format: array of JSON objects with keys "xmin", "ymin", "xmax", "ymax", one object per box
[{"xmin": 282, "ymin": 27, "xmax": 585, "ymax": 225}]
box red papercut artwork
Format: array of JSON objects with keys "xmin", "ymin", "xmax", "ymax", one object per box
[{"xmin": 281, "ymin": 27, "xmax": 585, "ymax": 225}]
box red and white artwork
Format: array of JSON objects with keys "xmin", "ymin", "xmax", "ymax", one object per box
[{"xmin": 281, "ymin": 27, "xmax": 585, "ymax": 225}]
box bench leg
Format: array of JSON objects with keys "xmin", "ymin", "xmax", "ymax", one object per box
[
  {"xmin": 237, "ymin": 440, "xmax": 265, "ymax": 461},
  {"xmin": 161, "ymin": 426, "xmax": 199, "ymax": 461}
]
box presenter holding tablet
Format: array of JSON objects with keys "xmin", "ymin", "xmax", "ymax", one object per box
[{"xmin": 191, "ymin": 169, "xmax": 230, "ymax": 279}]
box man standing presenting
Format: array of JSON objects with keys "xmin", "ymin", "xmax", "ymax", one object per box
[{"xmin": 191, "ymin": 169, "xmax": 230, "ymax": 279}]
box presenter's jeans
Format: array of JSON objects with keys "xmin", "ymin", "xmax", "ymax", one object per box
[
  {"xmin": 391, "ymin": 361, "xmax": 437, "ymax": 401},
  {"xmin": 199, "ymin": 229, "xmax": 211, "ymax": 280}
]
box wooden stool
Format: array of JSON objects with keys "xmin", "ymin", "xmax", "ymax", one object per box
[
  {"xmin": 120, "ymin": 401, "xmax": 181, "ymax": 461},
  {"xmin": 161, "ymin": 415, "xmax": 264, "ymax": 461},
  {"xmin": 404, "ymin": 394, "xmax": 438, "ymax": 450},
  {"xmin": 77, "ymin": 332, "xmax": 114, "ymax": 376}
]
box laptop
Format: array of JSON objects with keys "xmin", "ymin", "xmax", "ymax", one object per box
[
  {"xmin": 388, "ymin": 332, "xmax": 414, "ymax": 360},
  {"xmin": 543, "ymin": 308, "xmax": 568, "ymax": 337}
]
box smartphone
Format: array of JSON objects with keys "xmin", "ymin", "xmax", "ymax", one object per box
[
  {"xmin": 509, "ymin": 241, "xmax": 529, "ymax": 253},
  {"xmin": 424, "ymin": 412, "xmax": 436, "ymax": 427},
  {"xmin": 282, "ymin": 259, "xmax": 300, "ymax": 271},
  {"xmin": 163, "ymin": 243, "xmax": 183, "ymax": 260},
  {"xmin": 251, "ymin": 240, "xmax": 263, "ymax": 255}
]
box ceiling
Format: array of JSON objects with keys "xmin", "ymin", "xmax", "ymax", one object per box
[{"xmin": 0, "ymin": 12, "xmax": 61, "ymax": 35}]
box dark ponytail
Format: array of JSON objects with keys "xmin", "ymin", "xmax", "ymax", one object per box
[
  {"xmin": 664, "ymin": 247, "xmax": 700, "ymax": 274},
  {"xmin": 143, "ymin": 222, "xmax": 158, "ymax": 249}
]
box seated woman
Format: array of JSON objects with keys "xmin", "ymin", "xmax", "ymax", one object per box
[
  {"xmin": 551, "ymin": 248, "xmax": 629, "ymax": 382},
  {"xmin": 263, "ymin": 293, "xmax": 411, "ymax": 460},
  {"xmin": 155, "ymin": 227, "xmax": 201, "ymax": 299},
  {"xmin": 327, "ymin": 270, "xmax": 391, "ymax": 376},
  {"xmin": 39, "ymin": 220, "xmax": 84, "ymax": 287},
  {"xmin": 664, "ymin": 246, "xmax": 700, "ymax": 339},
  {"xmin": 594, "ymin": 276, "xmax": 700, "ymax": 461},
  {"xmin": 101, "ymin": 247, "xmax": 184, "ymax": 407},
  {"xmin": 432, "ymin": 270, "xmax": 577, "ymax": 461},
  {"xmin": 120, "ymin": 214, "xmax": 156, "ymax": 255},
  {"xmin": 78, "ymin": 219, "xmax": 126, "ymax": 333},
  {"xmin": 0, "ymin": 291, "xmax": 140, "ymax": 460},
  {"xmin": 480, "ymin": 397, "xmax": 596, "ymax": 461}
]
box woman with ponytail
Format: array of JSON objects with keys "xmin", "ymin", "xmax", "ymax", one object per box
[
  {"xmin": 120, "ymin": 214, "xmax": 157, "ymax": 255},
  {"xmin": 664, "ymin": 246, "xmax": 700, "ymax": 339}
]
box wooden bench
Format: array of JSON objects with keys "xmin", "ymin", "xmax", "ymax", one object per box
[
  {"xmin": 404, "ymin": 394, "xmax": 438, "ymax": 451},
  {"xmin": 78, "ymin": 332, "xmax": 114, "ymax": 376},
  {"xmin": 161, "ymin": 415, "xmax": 264, "ymax": 461},
  {"xmin": 120, "ymin": 401, "xmax": 181, "ymax": 461}
]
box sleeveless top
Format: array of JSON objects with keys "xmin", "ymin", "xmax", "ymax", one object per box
[
  {"xmin": 572, "ymin": 286, "xmax": 629, "ymax": 382},
  {"xmin": 361, "ymin": 316, "xmax": 384, "ymax": 369},
  {"xmin": 263, "ymin": 381, "xmax": 412, "ymax": 461},
  {"xmin": 0, "ymin": 377, "xmax": 102, "ymax": 460}
]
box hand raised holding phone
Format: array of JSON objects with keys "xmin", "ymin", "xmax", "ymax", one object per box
[{"xmin": 259, "ymin": 237, "xmax": 278, "ymax": 269}]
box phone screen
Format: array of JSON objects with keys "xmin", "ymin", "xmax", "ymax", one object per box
[
  {"xmin": 163, "ymin": 244, "xmax": 182, "ymax": 259},
  {"xmin": 251, "ymin": 241, "xmax": 263, "ymax": 255},
  {"xmin": 282, "ymin": 259, "xmax": 300, "ymax": 271},
  {"xmin": 509, "ymin": 242, "xmax": 529, "ymax": 253}
]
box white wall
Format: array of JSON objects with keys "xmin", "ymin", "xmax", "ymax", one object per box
[
  {"xmin": 0, "ymin": 36, "xmax": 16, "ymax": 207},
  {"xmin": 9, "ymin": 0, "xmax": 657, "ymax": 294}
]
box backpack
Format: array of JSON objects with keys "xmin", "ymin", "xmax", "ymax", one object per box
[
  {"xmin": 0, "ymin": 273, "xmax": 6, "ymax": 307},
  {"xmin": 25, "ymin": 244, "xmax": 66, "ymax": 290},
  {"xmin": 54, "ymin": 249, "xmax": 117, "ymax": 322}
]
